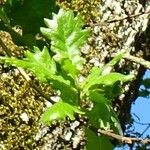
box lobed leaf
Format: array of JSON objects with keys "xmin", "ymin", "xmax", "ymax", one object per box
[
  {"xmin": 88, "ymin": 90, "xmax": 107, "ymax": 103},
  {"xmin": 0, "ymin": 46, "xmax": 56, "ymax": 82},
  {"xmin": 0, "ymin": 47, "xmax": 77, "ymax": 103},
  {"xmin": 83, "ymin": 68, "xmax": 134, "ymax": 95},
  {"xmin": 41, "ymin": 9, "xmax": 91, "ymax": 78},
  {"xmin": 87, "ymin": 102, "xmax": 123, "ymax": 135},
  {"xmin": 40, "ymin": 101, "xmax": 84, "ymax": 125}
]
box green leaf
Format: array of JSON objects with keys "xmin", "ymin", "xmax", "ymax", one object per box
[
  {"xmin": 83, "ymin": 69, "xmax": 134, "ymax": 94},
  {"xmin": 0, "ymin": 0, "xmax": 57, "ymax": 46},
  {"xmin": 88, "ymin": 90, "xmax": 108, "ymax": 103},
  {"xmin": 0, "ymin": 47, "xmax": 77, "ymax": 103},
  {"xmin": 0, "ymin": 44, "xmax": 79, "ymax": 104},
  {"xmin": 0, "ymin": 6, "xmax": 10, "ymax": 24},
  {"xmin": 50, "ymin": 79, "xmax": 78, "ymax": 104},
  {"xmin": 87, "ymin": 102, "xmax": 123, "ymax": 135},
  {"xmin": 3, "ymin": 0, "xmax": 56, "ymax": 35},
  {"xmin": 87, "ymin": 91, "xmax": 123, "ymax": 134},
  {"xmin": 41, "ymin": 9, "xmax": 91, "ymax": 78},
  {"xmin": 138, "ymin": 89, "xmax": 150, "ymax": 97},
  {"xmin": 111, "ymin": 116, "xmax": 123, "ymax": 136},
  {"xmin": 82, "ymin": 52, "xmax": 133, "ymax": 94},
  {"xmin": 108, "ymin": 82, "xmax": 122, "ymax": 98},
  {"xmin": 0, "ymin": 46, "xmax": 56, "ymax": 82},
  {"xmin": 61, "ymin": 59, "xmax": 79, "ymax": 78},
  {"xmin": 87, "ymin": 101, "xmax": 111, "ymax": 129},
  {"xmin": 86, "ymin": 129, "xmax": 114, "ymax": 150},
  {"xmin": 97, "ymin": 73, "xmax": 134, "ymax": 85},
  {"xmin": 82, "ymin": 67, "xmax": 100, "ymax": 86},
  {"xmin": 81, "ymin": 66, "xmax": 101, "ymax": 93},
  {"xmin": 40, "ymin": 101, "xmax": 84, "ymax": 125}
]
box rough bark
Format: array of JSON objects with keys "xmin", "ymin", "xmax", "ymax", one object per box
[{"xmin": 0, "ymin": 0, "xmax": 150, "ymax": 149}]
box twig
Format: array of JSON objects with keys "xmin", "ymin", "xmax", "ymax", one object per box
[
  {"xmin": 107, "ymin": 11, "xmax": 150, "ymax": 23},
  {"xmin": 139, "ymin": 124, "xmax": 150, "ymax": 138},
  {"xmin": 0, "ymin": 37, "xmax": 55, "ymax": 104},
  {"xmin": 132, "ymin": 113, "xmax": 141, "ymax": 122},
  {"xmin": 90, "ymin": 126, "xmax": 150, "ymax": 145},
  {"xmin": 99, "ymin": 129, "xmax": 150, "ymax": 144},
  {"xmin": 134, "ymin": 120, "xmax": 150, "ymax": 126},
  {"xmin": 89, "ymin": 11, "xmax": 150, "ymax": 27},
  {"xmin": 123, "ymin": 54, "xmax": 150, "ymax": 69}
]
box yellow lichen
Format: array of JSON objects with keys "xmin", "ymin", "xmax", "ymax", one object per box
[
  {"xmin": 57, "ymin": 0, "xmax": 101, "ymax": 22},
  {"xmin": 0, "ymin": 32, "xmax": 52, "ymax": 149}
]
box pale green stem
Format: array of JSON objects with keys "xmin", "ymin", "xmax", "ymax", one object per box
[{"xmin": 123, "ymin": 54, "xmax": 150, "ymax": 69}]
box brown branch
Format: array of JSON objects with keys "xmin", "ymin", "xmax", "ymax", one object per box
[
  {"xmin": 107, "ymin": 11, "xmax": 150, "ymax": 23},
  {"xmin": 139, "ymin": 124, "xmax": 150, "ymax": 138},
  {"xmin": 0, "ymin": 37, "xmax": 55, "ymax": 104},
  {"xmin": 89, "ymin": 11, "xmax": 150, "ymax": 27},
  {"xmin": 98, "ymin": 129, "xmax": 150, "ymax": 144},
  {"xmin": 90, "ymin": 126, "xmax": 150, "ymax": 145}
]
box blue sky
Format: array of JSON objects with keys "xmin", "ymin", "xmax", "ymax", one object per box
[
  {"xmin": 115, "ymin": 70, "xmax": 150, "ymax": 150},
  {"xmin": 132, "ymin": 69, "xmax": 150, "ymax": 136}
]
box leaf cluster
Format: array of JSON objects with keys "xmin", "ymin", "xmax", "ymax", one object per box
[{"xmin": 0, "ymin": 8, "xmax": 134, "ymax": 150}]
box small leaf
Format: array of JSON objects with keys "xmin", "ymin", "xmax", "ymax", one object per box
[
  {"xmin": 83, "ymin": 70, "xmax": 134, "ymax": 94},
  {"xmin": 99, "ymin": 73, "xmax": 134, "ymax": 85},
  {"xmin": 82, "ymin": 67, "xmax": 100, "ymax": 86},
  {"xmin": 86, "ymin": 82, "xmax": 122, "ymax": 103},
  {"xmin": 82, "ymin": 52, "xmax": 133, "ymax": 94},
  {"xmin": 40, "ymin": 101, "xmax": 84, "ymax": 125},
  {"xmin": 81, "ymin": 66, "xmax": 101, "ymax": 93},
  {"xmin": 141, "ymin": 78, "xmax": 150, "ymax": 89},
  {"xmin": 101, "ymin": 52, "xmax": 125, "ymax": 75},
  {"xmin": 138, "ymin": 89, "xmax": 150, "ymax": 97}
]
